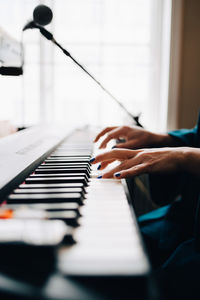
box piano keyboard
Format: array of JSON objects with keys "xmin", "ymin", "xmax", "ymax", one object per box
[{"xmin": 0, "ymin": 126, "xmax": 150, "ymax": 276}]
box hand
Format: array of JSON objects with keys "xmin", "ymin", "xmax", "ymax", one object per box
[
  {"xmin": 0, "ymin": 120, "xmax": 16, "ymax": 138},
  {"xmin": 94, "ymin": 125, "xmax": 171, "ymax": 149},
  {"xmin": 91, "ymin": 147, "xmax": 188, "ymax": 179}
]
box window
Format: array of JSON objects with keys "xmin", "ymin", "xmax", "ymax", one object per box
[{"xmin": 0, "ymin": 0, "xmax": 171, "ymax": 131}]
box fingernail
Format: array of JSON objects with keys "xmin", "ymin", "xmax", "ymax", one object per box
[
  {"xmin": 114, "ymin": 173, "xmax": 121, "ymax": 177},
  {"xmin": 97, "ymin": 175, "xmax": 102, "ymax": 179},
  {"xmin": 97, "ymin": 164, "xmax": 101, "ymax": 170},
  {"xmin": 112, "ymin": 145, "xmax": 116, "ymax": 149},
  {"xmin": 90, "ymin": 157, "xmax": 95, "ymax": 163}
]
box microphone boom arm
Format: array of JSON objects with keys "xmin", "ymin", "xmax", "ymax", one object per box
[{"xmin": 35, "ymin": 24, "xmax": 142, "ymax": 127}]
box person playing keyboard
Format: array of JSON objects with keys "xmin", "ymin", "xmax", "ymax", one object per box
[
  {"xmin": 91, "ymin": 121, "xmax": 200, "ymax": 179},
  {"xmin": 91, "ymin": 114, "xmax": 200, "ymax": 299}
]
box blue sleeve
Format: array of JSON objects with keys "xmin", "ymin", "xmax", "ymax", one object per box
[{"xmin": 168, "ymin": 114, "xmax": 200, "ymax": 148}]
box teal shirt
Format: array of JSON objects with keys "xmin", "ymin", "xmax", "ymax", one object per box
[
  {"xmin": 139, "ymin": 114, "xmax": 200, "ymax": 250},
  {"xmin": 168, "ymin": 114, "xmax": 200, "ymax": 147}
]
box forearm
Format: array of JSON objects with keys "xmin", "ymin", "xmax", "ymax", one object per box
[
  {"xmin": 182, "ymin": 147, "xmax": 200, "ymax": 176},
  {"xmin": 151, "ymin": 132, "xmax": 184, "ymax": 147}
]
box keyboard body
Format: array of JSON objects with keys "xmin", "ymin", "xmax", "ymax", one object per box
[{"xmin": 0, "ymin": 125, "xmax": 151, "ymax": 300}]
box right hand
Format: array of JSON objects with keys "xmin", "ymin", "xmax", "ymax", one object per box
[
  {"xmin": 0, "ymin": 120, "xmax": 16, "ymax": 138},
  {"xmin": 94, "ymin": 125, "xmax": 164, "ymax": 149},
  {"xmin": 90, "ymin": 147, "xmax": 188, "ymax": 178}
]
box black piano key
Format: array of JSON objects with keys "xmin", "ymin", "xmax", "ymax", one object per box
[
  {"xmin": 29, "ymin": 173, "xmax": 89, "ymax": 182},
  {"xmin": 38, "ymin": 165, "xmax": 91, "ymax": 172},
  {"xmin": 41, "ymin": 162, "xmax": 91, "ymax": 168},
  {"xmin": 7, "ymin": 193, "xmax": 83, "ymax": 205},
  {"xmin": 13, "ymin": 188, "xmax": 85, "ymax": 198},
  {"xmin": 47, "ymin": 211, "xmax": 79, "ymax": 227},
  {"xmin": 39, "ymin": 165, "xmax": 89, "ymax": 168},
  {"xmin": 46, "ymin": 155, "xmax": 91, "ymax": 162},
  {"xmin": 18, "ymin": 183, "xmax": 87, "ymax": 193},
  {"xmin": 50, "ymin": 155, "xmax": 91, "ymax": 158},
  {"xmin": 30, "ymin": 172, "xmax": 88, "ymax": 178},
  {"xmin": 4, "ymin": 203, "xmax": 80, "ymax": 214},
  {"xmin": 44, "ymin": 159, "xmax": 90, "ymax": 163},
  {"xmin": 49, "ymin": 155, "xmax": 91, "ymax": 158},
  {"xmin": 19, "ymin": 183, "xmax": 85, "ymax": 189},
  {"xmin": 25, "ymin": 177, "xmax": 88, "ymax": 186},
  {"xmin": 35, "ymin": 168, "xmax": 90, "ymax": 176}
]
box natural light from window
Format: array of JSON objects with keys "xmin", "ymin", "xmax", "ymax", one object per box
[{"xmin": 0, "ymin": 0, "xmax": 171, "ymax": 131}]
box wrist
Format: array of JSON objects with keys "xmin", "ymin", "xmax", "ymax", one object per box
[
  {"xmin": 151, "ymin": 133, "xmax": 173, "ymax": 147},
  {"xmin": 181, "ymin": 147, "xmax": 200, "ymax": 175}
]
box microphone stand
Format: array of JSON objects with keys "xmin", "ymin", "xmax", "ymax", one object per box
[{"xmin": 25, "ymin": 23, "xmax": 143, "ymax": 127}]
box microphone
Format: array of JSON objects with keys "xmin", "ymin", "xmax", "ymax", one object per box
[
  {"xmin": 23, "ymin": 5, "xmax": 142, "ymax": 127},
  {"xmin": 23, "ymin": 5, "xmax": 53, "ymax": 31},
  {"xmin": 33, "ymin": 5, "xmax": 53, "ymax": 26},
  {"xmin": 23, "ymin": 20, "xmax": 36, "ymax": 31}
]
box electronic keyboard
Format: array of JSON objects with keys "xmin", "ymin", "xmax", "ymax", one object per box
[{"xmin": 0, "ymin": 125, "xmax": 151, "ymax": 299}]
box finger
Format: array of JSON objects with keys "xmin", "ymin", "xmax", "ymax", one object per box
[
  {"xmin": 99, "ymin": 158, "xmax": 139, "ymax": 178},
  {"xmin": 114, "ymin": 141, "xmax": 135, "ymax": 149},
  {"xmin": 94, "ymin": 127, "xmax": 117, "ymax": 143},
  {"xmin": 90, "ymin": 149, "xmax": 138, "ymax": 164},
  {"xmin": 99, "ymin": 127, "xmax": 126, "ymax": 149},
  {"xmin": 114, "ymin": 140, "xmax": 141, "ymax": 149},
  {"xmin": 101, "ymin": 162, "xmax": 126, "ymax": 178},
  {"xmin": 99, "ymin": 135, "xmax": 114, "ymax": 149},
  {"xmin": 97, "ymin": 159, "xmax": 115, "ymax": 170},
  {"xmin": 114, "ymin": 164, "xmax": 148, "ymax": 179}
]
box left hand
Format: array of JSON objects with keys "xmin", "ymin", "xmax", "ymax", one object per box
[
  {"xmin": 0, "ymin": 120, "xmax": 16, "ymax": 138},
  {"xmin": 91, "ymin": 147, "xmax": 186, "ymax": 178}
]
